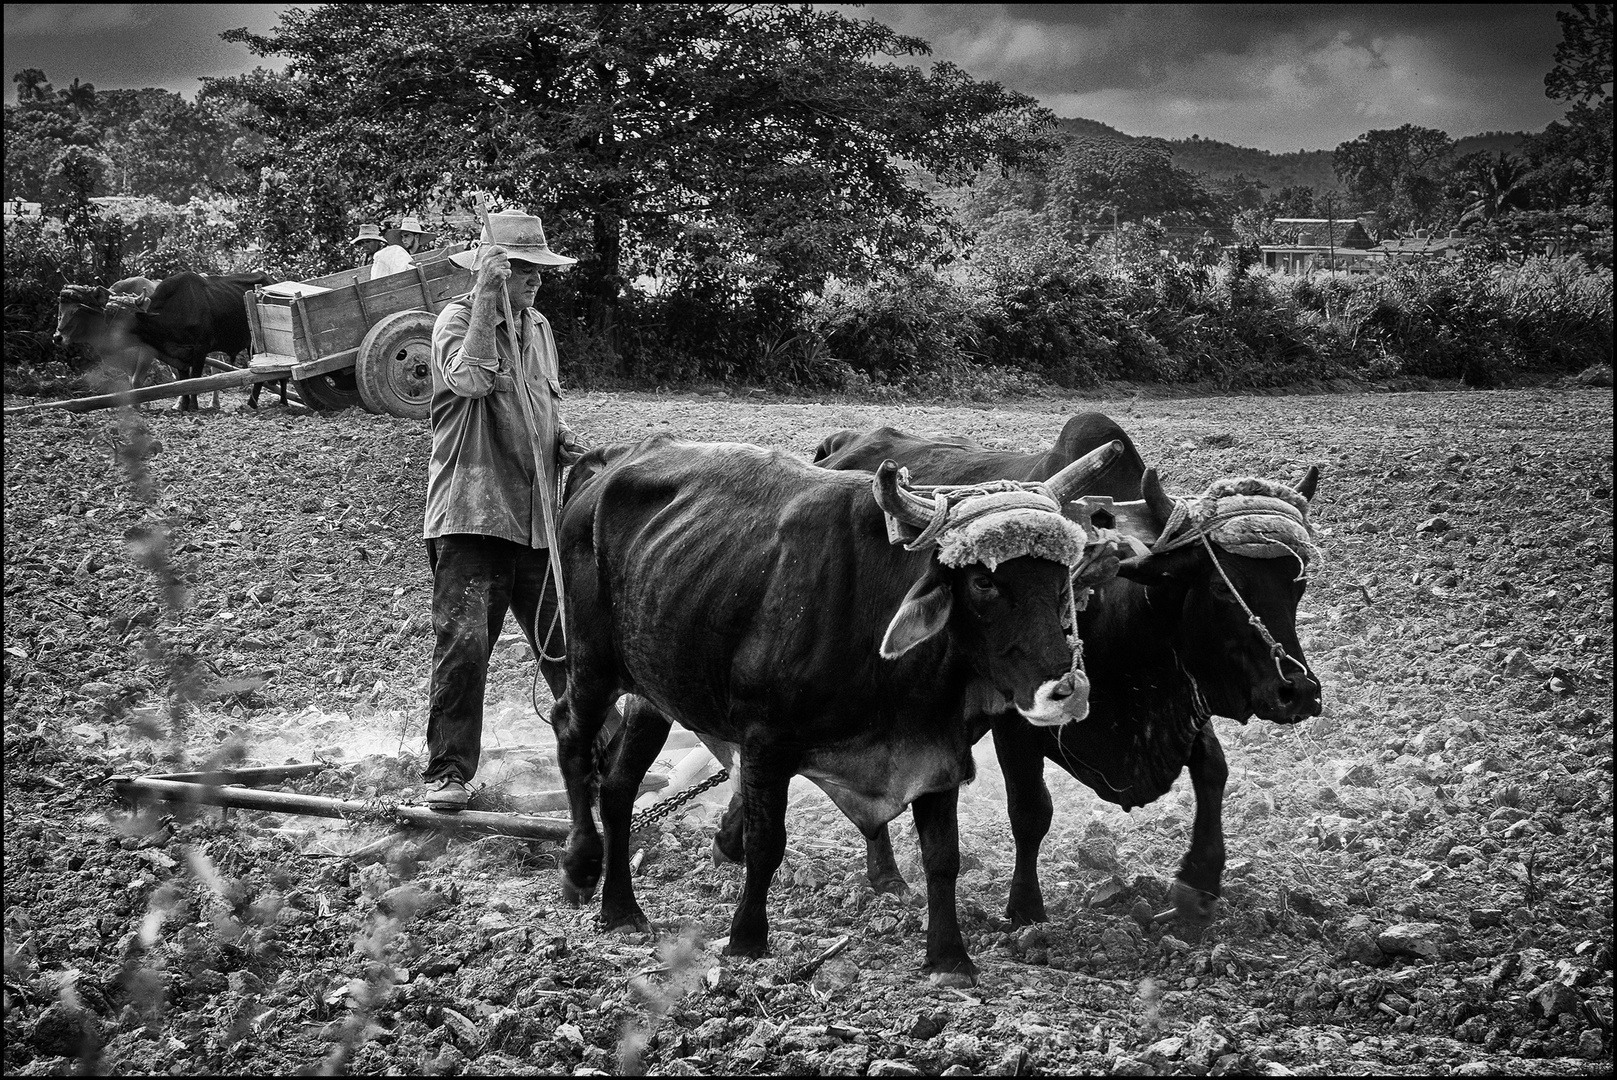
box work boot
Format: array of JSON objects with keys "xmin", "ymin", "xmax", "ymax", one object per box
[{"xmin": 425, "ymin": 777, "xmax": 469, "ymax": 811}]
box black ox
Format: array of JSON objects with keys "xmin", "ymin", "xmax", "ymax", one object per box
[
  {"xmin": 662, "ymin": 413, "xmax": 1321, "ymax": 927},
  {"xmin": 55, "ymin": 271, "xmax": 280, "ymax": 410},
  {"xmin": 554, "ymin": 433, "xmax": 1124, "ymax": 985}
]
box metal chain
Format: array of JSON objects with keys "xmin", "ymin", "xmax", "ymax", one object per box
[{"xmin": 629, "ymin": 767, "xmax": 731, "ymax": 832}]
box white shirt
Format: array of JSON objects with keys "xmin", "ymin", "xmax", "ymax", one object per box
[{"xmin": 372, "ymin": 244, "xmax": 416, "ymax": 279}]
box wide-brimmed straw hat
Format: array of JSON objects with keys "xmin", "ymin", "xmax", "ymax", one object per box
[
  {"xmin": 350, "ymin": 223, "xmax": 384, "ymax": 245},
  {"xmin": 397, "ymin": 215, "xmax": 429, "ymax": 236},
  {"xmin": 448, "ymin": 208, "xmax": 577, "ymax": 268}
]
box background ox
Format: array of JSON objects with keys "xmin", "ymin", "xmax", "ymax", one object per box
[{"xmin": 54, "ymin": 271, "xmax": 280, "ymax": 410}]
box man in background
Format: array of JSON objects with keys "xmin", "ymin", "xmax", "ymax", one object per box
[
  {"xmin": 351, "ymin": 223, "xmax": 386, "ymax": 269},
  {"xmin": 373, "ymin": 215, "xmax": 431, "ymax": 278}
]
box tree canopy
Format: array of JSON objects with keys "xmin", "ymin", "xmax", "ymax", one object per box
[
  {"xmin": 1332, "ymin": 124, "xmax": 1455, "ymax": 233},
  {"xmin": 1544, "ymin": 2, "xmax": 1614, "ymax": 104},
  {"xmin": 210, "ymin": 2, "xmax": 1057, "ymax": 351}
]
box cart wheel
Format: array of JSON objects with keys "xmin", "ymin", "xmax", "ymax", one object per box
[
  {"xmin": 356, "ymin": 311, "xmax": 436, "ymax": 419},
  {"xmin": 293, "ymin": 369, "xmax": 365, "ymax": 411}
]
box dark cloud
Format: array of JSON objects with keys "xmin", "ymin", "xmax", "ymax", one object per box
[
  {"xmin": 852, "ymin": 4, "xmax": 1575, "ymax": 149},
  {"xmin": 4, "ymin": 4, "xmax": 1581, "ymax": 151}
]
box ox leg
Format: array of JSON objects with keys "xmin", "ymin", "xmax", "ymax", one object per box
[
  {"xmin": 993, "ymin": 712, "xmax": 1052, "ymax": 926},
  {"xmin": 597, "ymin": 697, "xmax": 670, "ymax": 932},
  {"xmin": 864, "ymin": 826, "xmax": 908, "ymax": 894},
  {"xmin": 911, "ymin": 786, "xmax": 977, "ymax": 986},
  {"xmin": 1171, "ymin": 724, "xmax": 1227, "ymax": 925},
  {"xmin": 554, "ymin": 676, "xmax": 612, "ymax": 905},
  {"xmin": 726, "ymin": 746, "xmax": 793, "ymax": 958},
  {"xmin": 713, "ymin": 790, "xmax": 745, "ymax": 866}
]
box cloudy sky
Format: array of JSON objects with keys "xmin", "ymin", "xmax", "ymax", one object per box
[{"xmin": 3, "ymin": 3, "xmax": 1580, "ymax": 151}]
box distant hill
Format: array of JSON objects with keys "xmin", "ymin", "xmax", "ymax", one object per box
[
  {"xmin": 1052, "ymin": 117, "xmax": 1135, "ymax": 144},
  {"xmin": 1453, "ymin": 131, "xmax": 1529, "ymax": 157},
  {"xmin": 1162, "ymin": 137, "xmax": 1341, "ymax": 194},
  {"xmin": 1050, "ymin": 118, "xmax": 1533, "ymax": 197}
]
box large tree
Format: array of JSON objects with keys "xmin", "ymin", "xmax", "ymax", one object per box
[
  {"xmin": 209, "ymin": 3, "xmax": 1055, "ymax": 358},
  {"xmin": 1332, "ymin": 124, "xmax": 1455, "ymax": 232},
  {"xmin": 1044, "ymin": 136, "xmax": 1215, "ymax": 236}
]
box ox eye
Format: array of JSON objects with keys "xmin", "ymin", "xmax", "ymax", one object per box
[
  {"xmin": 968, "ymin": 571, "xmax": 998, "ymax": 599},
  {"xmin": 1210, "ymin": 578, "xmax": 1237, "ymax": 602}
]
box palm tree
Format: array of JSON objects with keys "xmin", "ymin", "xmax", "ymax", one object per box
[
  {"xmin": 57, "ymin": 77, "xmax": 97, "ymax": 119},
  {"xmin": 1458, "ymin": 152, "xmax": 1532, "ymax": 228},
  {"xmin": 12, "ymin": 68, "xmax": 51, "ymax": 104}
]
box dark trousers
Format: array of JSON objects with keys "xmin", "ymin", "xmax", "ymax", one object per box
[{"xmin": 424, "ymin": 534, "xmax": 564, "ymax": 783}]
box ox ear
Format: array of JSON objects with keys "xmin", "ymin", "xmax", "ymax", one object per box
[
  {"xmin": 1294, "ymin": 465, "xmax": 1320, "ymax": 502},
  {"xmin": 881, "ymin": 566, "xmax": 953, "ymax": 659}
]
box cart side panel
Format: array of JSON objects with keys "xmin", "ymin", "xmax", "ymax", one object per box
[
  {"xmin": 293, "ymin": 290, "xmax": 371, "ymax": 361},
  {"xmin": 253, "ymin": 300, "xmax": 300, "ymax": 359}
]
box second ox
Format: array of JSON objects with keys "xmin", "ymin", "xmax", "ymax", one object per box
[
  {"xmin": 552, "ymin": 433, "xmax": 1124, "ymax": 985},
  {"xmin": 55, "ymin": 271, "xmax": 282, "ymax": 410}
]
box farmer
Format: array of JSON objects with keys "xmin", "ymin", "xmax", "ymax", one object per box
[
  {"xmin": 350, "ymin": 223, "xmax": 386, "ymax": 268},
  {"xmin": 421, "ymin": 208, "xmax": 584, "ymax": 810},
  {"xmin": 372, "ymin": 215, "xmax": 430, "ymax": 278}
]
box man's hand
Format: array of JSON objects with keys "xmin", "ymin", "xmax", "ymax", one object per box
[
  {"xmin": 558, "ymin": 429, "xmax": 589, "ymax": 467},
  {"xmin": 473, "ymin": 244, "xmax": 512, "ymax": 293}
]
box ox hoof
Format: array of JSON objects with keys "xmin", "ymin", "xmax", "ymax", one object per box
[
  {"xmin": 710, "ymin": 838, "xmax": 740, "ymax": 866},
  {"xmin": 926, "ymin": 964, "xmax": 979, "ymax": 989},
  {"xmin": 869, "ymin": 874, "xmax": 909, "ymax": 896},
  {"xmin": 1170, "ymin": 879, "xmax": 1220, "ymax": 925},
  {"xmin": 722, "ymin": 938, "xmax": 768, "ymax": 959},
  {"xmin": 1005, "ymin": 904, "xmax": 1048, "ymax": 929},
  {"xmin": 598, "ymin": 907, "xmax": 652, "ymax": 934},
  {"xmin": 561, "ymin": 876, "xmax": 597, "ymax": 907}
]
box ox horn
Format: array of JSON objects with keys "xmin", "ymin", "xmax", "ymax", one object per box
[
  {"xmin": 872, "ymin": 460, "xmax": 937, "ymax": 528},
  {"xmin": 1043, "ymin": 439, "xmax": 1124, "ymax": 504},
  {"xmin": 1294, "ymin": 464, "xmax": 1320, "ymax": 502},
  {"xmin": 1141, "ymin": 467, "xmax": 1176, "ymax": 525}
]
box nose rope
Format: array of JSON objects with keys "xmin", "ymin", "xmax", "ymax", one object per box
[{"xmin": 1064, "ymin": 572, "xmax": 1087, "ymax": 682}]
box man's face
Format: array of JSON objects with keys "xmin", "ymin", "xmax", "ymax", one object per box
[{"xmin": 506, "ymin": 259, "xmax": 542, "ymax": 310}]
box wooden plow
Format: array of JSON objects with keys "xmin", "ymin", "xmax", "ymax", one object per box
[
  {"xmin": 3, "ymin": 364, "xmax": 305, "ymax": 416},
  {"xmin": 108, "ymin": 743, "xmax": 724, "ymax": 846}
]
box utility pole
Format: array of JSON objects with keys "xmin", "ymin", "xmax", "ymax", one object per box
[{"xmin": 1323, "ymin": 192, "xmax": 1338, "ymax": 322}]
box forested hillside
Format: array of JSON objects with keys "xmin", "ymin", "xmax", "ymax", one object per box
[{"xmin": 1052, "ymin": 118, "xmax": 1530, "ymax": 203}]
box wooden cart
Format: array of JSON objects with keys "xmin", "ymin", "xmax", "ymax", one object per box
[{"xmin": 245, "ymin": 246, "xmax": 473, "ymax": 418}]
